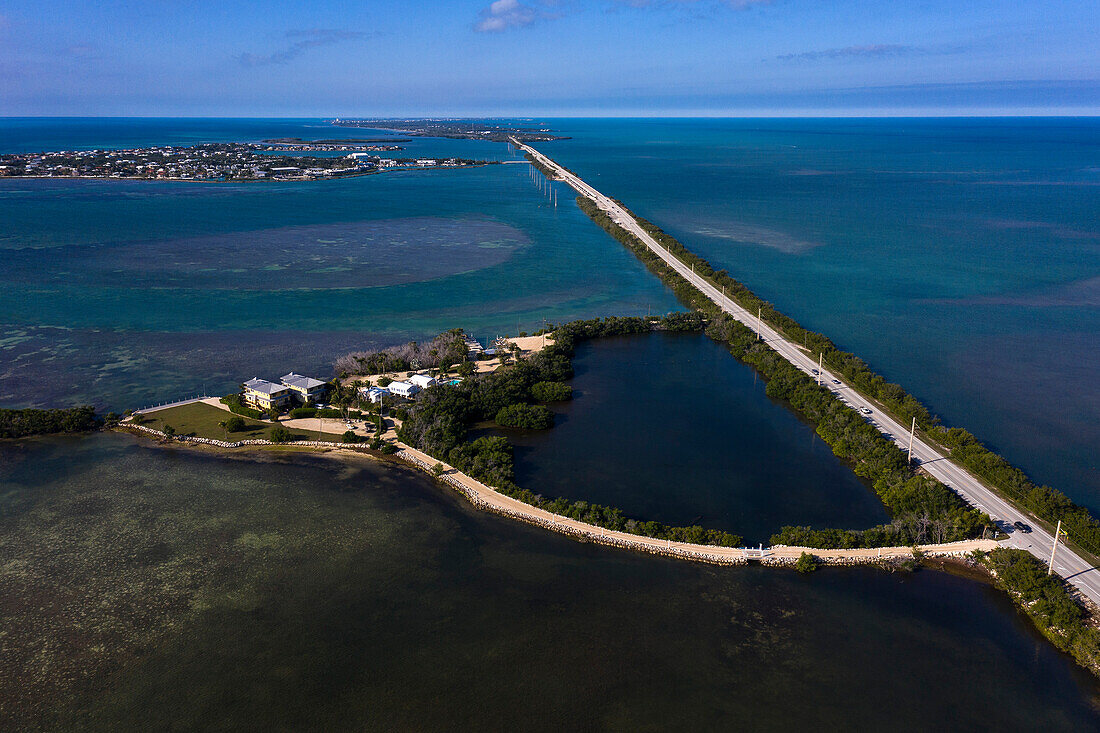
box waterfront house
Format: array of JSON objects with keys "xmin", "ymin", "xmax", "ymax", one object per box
[
  {"xmin": 387, "ymin": 381, "xmax": 420, "ymax": 399},
  {"xmin": 280, "ymin": 372, "xmax": 328, "ymax": 405},
  {"xmin": 408, "ymin": 373, "xmax": 437, "ymax": 389},
  {"xmin": 360, "ymin": 385, "xmax": 389, "ymax": 403},
  {"xmin": 243, "ymin": 378, "xmax": 293, "ymax": 411}
]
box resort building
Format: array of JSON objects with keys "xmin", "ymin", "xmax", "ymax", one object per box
[
  {"xmin": 408, "ymin": 373, "xmax": 437, "ymax": 390},
  {"xmin": 387, "ymin": 381, "xmax": 420, "ymax": 399},
  {"xmin": 280, "ymin": 372, "xmax": 328, "ymax": 405},
  {"xmin": 242, "ymin": 378, "xmax": 293, "ymax": 411},
  {"xmin": 360, "ymin": 385, "xmax": 389, "ymax": 404}
]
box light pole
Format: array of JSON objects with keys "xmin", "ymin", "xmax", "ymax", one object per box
[
  {"xmin": 1049, "ymin": 520, "xmax": 1065, "ymax": 576},
  {"xmin": 907, "ymin": 417, "xmax": 917, "ymax": 464}
]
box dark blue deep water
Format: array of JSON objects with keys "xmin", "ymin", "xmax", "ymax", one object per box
[{"xmin": 509, "ymin": 332, "xmax": 889, "ymax": 542}]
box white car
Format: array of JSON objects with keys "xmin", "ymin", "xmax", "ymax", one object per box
[{"xmin": 860, "ymin": 407, "xmax": 873, "ymax": 415}]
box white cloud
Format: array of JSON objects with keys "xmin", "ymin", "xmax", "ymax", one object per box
[
  {"xmin": 473, "ymin": 0, "xmax": 770, "ymax": 33},
  {"xmin": 475, "ymin": 0, "xmax": 539, "ymax": 32}
]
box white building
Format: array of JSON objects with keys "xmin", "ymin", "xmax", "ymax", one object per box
[
  {"xmin": 408, "ymin": 374, "xmax": 437, "ymax": 389},
  {"xmin": 360, "ymin": 385, "xmax": 389, "ymax": 403},
  {"xmin": 387, "ymin": 381, "xmax": 420, "ymax": 398}
]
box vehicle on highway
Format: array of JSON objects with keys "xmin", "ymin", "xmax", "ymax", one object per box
[
  {"xmin": 860, "ymin": 407, "xmax": 873, "ymax": 415},
  {"xmin": 1013, "ymin": 521, "xmax": 1032, "ymax": 533},
  {"xmin": 811, "ymin": 369, "xmax": 820, "ymax": 375},
  {"xmin": 832, "ymin": 379, "xmax": 841, "ymax": 385}
]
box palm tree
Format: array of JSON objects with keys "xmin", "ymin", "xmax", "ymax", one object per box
[{"xmin": 218, "ymin": 420, "xmax": 228, "ymax": 441}]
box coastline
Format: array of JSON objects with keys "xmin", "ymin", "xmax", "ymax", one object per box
[
  {"xmin": 117, "ymin": 421, "xmax": 996, "ymax": 568},
  {"xmin": 0, "ymin": 162, "xmax": 500, "ymax": 184}
]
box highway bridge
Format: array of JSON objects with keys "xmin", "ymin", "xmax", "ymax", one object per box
[{"xmin": 515, "ymin": 138, "xmax": 1100, "ymax": 605}]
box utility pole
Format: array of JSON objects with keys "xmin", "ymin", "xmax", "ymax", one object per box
[
  {"xmin": 907, "ymin": 417, "xmax": 917, "ymax": 464},
  {"xmin": 1049, "ymin": 520, "xmax": 1064, "ymax": 576},
  {"xmin": 817, "ymin": 353, "xmax": 823, "ymax": 385}
]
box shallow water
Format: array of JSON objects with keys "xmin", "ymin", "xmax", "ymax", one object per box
[
  {"xmin": 0, "ymin": 124, "xmax": 681, "ymax": 411},
  {"xmin": 509, "ymin": 332, "xmax": 888, "ymax": 542},
  {"xmin": 1, "ymin": 433, "xmax": 1097, "ymax": 730}
]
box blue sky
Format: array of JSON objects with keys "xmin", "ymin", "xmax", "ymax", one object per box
[{"xmin": 1, "ymin": 0, "xmax": 1097, "ymax": 116}]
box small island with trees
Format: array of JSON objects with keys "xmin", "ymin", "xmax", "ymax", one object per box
[
  {"xmin": 329, "ymin": 118, "xmax": 569, "ymax": 142},
  {"xmin": 0, "ymin": 142, "xmax": 498, "ymax": 181}
]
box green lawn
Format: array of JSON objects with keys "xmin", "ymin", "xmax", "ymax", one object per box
[{"xmin": 134, "ymin": 402, "xmax": 349, "ymax": 443}]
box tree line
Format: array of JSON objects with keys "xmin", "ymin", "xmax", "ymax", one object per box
[
  {"xmin": 984, "ymin": 548, "xmax": 1100, "ymax": 675},
  {"xmin": 334, "ymin": 330, "xmax": 469, "ymax": 378},
  {"xmin": 583, "ymin": 192, "xmax": 1100, "ymax": 559},
  {"xmin": 576, "ymin": 195, "xmax": 990, "ymax": 548},
  {"xmin": 397, "ymin": 313, "xmax": 742, "ymax": 547},
  {"xmin": 0, "ymin": 406, "xmax": 100, "ymax": 439}
]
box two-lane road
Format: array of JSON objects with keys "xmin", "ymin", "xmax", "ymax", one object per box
[{"xmin": 516, "ymin": 140, "xmax": 1100, "ymax": 604}]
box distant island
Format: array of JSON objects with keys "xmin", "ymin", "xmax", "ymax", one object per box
[
  {"xmin": 0, "ymin": 142, "xmax": 497, "ymax": 182},
  {"xmin": 329, "ymin": 118, "xmax": 569, "ymax": 143},
  {"xmin": 261, "ymin": 138, "xmax": 410, "ymax": 151}
]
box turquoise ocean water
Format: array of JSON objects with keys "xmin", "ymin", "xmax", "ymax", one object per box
[
  {"xmin": 541, "ymin": 118, "xmax": 1100, "ymax": 510},
  {"xmin": 0, "ymin": 119, "xmax": 680, "ymax": 413},
  {"xmin": 2, "ymin": 117, "xmax": 1097, "ymax": 504},
  {"xmin": 3, "ymin": 117, "xmax": 1100, "ymax": 726}
]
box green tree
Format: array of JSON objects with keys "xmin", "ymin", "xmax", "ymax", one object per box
[
  {"xmin": 269, "ymin": 426, "xmax": 294, "ymax": 443},
  {"xmin": 795, "ymin": 552, "xmax": 818, "ymax": 574},
  {"xmin": 225, "ymin": 416, "xmax": 246, "ymax": 432},
  {"xmin": 531, "ymin": 381, "xmax": 573, "ymax": 402},
  {"xmin": 495, "ymin": 403, "xmax": 554, "ymax": 430}
]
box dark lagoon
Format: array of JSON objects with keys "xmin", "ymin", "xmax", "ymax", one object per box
[
  {"xmin": 509, "ymin": 331, "xmax": 889, "ymax": 543},
  {"xmin": 1, "ymin": 432, "xmax": 1098, "ymax": 730}
]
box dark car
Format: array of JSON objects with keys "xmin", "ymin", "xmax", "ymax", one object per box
[{"xmin": 1013, "ymin": 521, "xmax": 1032, "ymax": 533}]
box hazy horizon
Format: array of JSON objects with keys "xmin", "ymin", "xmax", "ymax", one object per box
[{"xmin": 2, "ymin": 1, "xmax": 1096, "ymax": 117}]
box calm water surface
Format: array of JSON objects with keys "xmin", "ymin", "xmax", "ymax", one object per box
[
  {"xmin": 1, "ymin": 433, "xmax": 1097, "ymax": 731},
  {"xmin": 3, "ymin": 118, "xmax": 1100, "ymax": 726},
  {"xmin": 543, "ymin": 117, "xmax": 1100, "ymax": 511},
  {"xmin": 510, "ymin": 332, "xmax": 888, "ymax": 542},
  {"xmin": 0, "ymin": 119, "xmax": 680, "ymax": 411}
]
